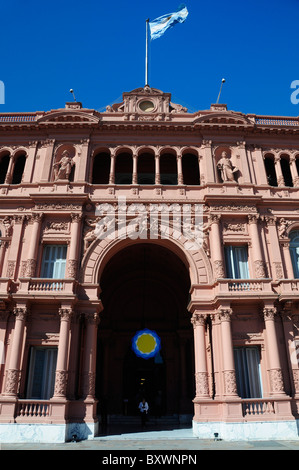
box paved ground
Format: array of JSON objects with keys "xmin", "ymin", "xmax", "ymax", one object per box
[{"xmin": 1, "ymin": 424, "xmax": 299, "ymax": 451}]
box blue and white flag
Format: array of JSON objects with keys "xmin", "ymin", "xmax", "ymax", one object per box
[{"xmin": 149, "ymin": 4, "xmax": 189, "ymax": 40}]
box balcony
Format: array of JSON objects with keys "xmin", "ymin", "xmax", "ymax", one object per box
[
  {"xmin": 215, "ymin": 278, "xmax": 275, "ymax": 300},
  {"xmin": 16, "ymin": 278, "xmax": 77, "ymax": 300}
]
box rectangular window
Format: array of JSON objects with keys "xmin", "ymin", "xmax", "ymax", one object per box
[
  {"xmin": 225, "ymin": 245, "xmax": 249, "ymax": 279},
  {"xmin": 41, "ymin": 245, "xmax": 67, "ymax": 278},
  {"xmin": 234, "ymin": 346, "xmax": 262, "ymax": 399},
  {"xmin": 290, "ymin": 246, "xmax": 299, "ymax": 278},
  {"xmin": 26, "ymin": 347, "xmax": 57, "ymax": 399}
]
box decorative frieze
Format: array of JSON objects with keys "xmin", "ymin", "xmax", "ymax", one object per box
[
  {"xmin": 195, "ymin": 371, "xmax": 209, "ymax": 396},
  {"xmin": 54, "ymin": 370, "xmax": 68, "ymax": 397},
  {"xmin": 223, "ymin": 370, "xmax": 238, "ymax": 395}
]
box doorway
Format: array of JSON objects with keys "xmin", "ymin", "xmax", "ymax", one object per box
[{"xmin": 96, "ymin": 243, "xmax": 194, "ymax": 417}]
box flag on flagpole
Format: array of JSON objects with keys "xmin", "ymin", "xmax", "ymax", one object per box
[{"xmin": 149, "ymin": 4, "xmax": 189, "ymax": 40}]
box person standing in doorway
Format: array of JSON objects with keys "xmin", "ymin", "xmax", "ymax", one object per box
[{"xmin": 138, "ymin": 398, "xmax": 149, "ymax": 427}]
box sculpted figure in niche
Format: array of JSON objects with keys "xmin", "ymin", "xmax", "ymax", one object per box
[
  {"xmin": 217, "ymin": 151, "xmax": 238, "ymax": 182},
  {"xmin": 53, "ymin": 150, "xmax": 74, "ymax": 181}
]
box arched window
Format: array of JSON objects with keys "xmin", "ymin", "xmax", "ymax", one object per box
[
  {"xmin": 160, "ymin": 153, "xmax": 177, "ymax": 185},
  {"xmin": 137, "ymin": 152, "xmax": 155, "ymax": 184},
  {"xmin": 182, "ymin": 153, "xmax": 200, "ymax": 185},
  {"xmin": 280, "ymin": 155, "xmax": 293, "ymax": 187},
  {"xmin": 11, "ymin": 154, "xmax": 26, "ymax": 184},
  {"xmin": 92, "ymin": 152, "xmax": 110, "ymax": 184},
  {"xmin": 264, "ymin": 155, "xmax": 277, "ymax": 186},
  {"xmin": 0, "ymin": 154, "xmax": 10, "ymax": 184},
  {"xmin": 115, "ymin": 153, "xmax": 133, "ymax": 184},
  {"xmin": 290, "ymin": 230, "xmax": 299, "ymax": 278}
]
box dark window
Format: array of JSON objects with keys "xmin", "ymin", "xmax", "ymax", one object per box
[
  {"xmin": 264, "ymin": 157, "xmax": 277, "ymax": 186},
  {"xmin": 0, "ymin": 155, "xmax": 10, "ymax": 184},
  {"xmin": 12, "ymin": 155, "xmax": 26, "ymax": 184},
  {"xmin": 92, "ymin": 153, "xmax": 110, "ymax": 184},
  {"xmin": 182, "ymin": 154, "xmax": 200, "ymax": 185},
  {"xmin": 280, "ymin": 157, "xmax": 293, "ymax": 187},
  {"xmin": 138, "ymin": 153, "xmax": 155, "ymax": 185},
  {"xmin": 115, "ymin": 153, "xmax": 133, "ymax": 184},
  {"xmin": 160, "ymin": 153, "xmax": 177, "ymax": 185}
]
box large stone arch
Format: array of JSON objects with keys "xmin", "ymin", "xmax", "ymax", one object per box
[{"xmin": 81, "ymin": 229, "xmax": 213, "ymax": 293}]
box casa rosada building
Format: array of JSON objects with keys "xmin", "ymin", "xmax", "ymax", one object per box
[{"xmin": 1, "ymin": 86, "xmax": 299, "ymax": 442}]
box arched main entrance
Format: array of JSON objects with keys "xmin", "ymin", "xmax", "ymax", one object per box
[{"xmin": 95, "ymin": 243, "xmax": 194, "ymax": 419}]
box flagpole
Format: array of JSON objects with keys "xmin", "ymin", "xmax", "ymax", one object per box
[{"xmin": 145, "ymin": 19, "xmax": 149, "ymax": 86}]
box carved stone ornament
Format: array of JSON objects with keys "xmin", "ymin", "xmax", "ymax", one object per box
[
  {"xmin": 54, "ymin": 370, "xmax": 68, "ymax": 397},
  {"xmin": 83, "ymin": 371, "xmax": 96, "ymax": 397},
  {"xmin": 223, "ymin": 370, "xmax": 238, "ymax": 395},
  {"xmin": 26, "ymin": 258, "xmax": 36, "ymax": 277},
  {"xmin": 213, "ymin": 260, "xmax": 225, "ymax": 278},
  {"xmin": 67, "ymin": 259, "xmax": 77, "ymax": 278},
  {"xmin": 195, "ymin": 372, "xmax": 209, "ymax": 397},
  {"xmin": 5, "ymin": 368, "xmax": 20, "ymax": 395},
  {"xmin": 269, "ymin": 368, "xmax": 284, "ymax": 393},
  {"xmin": 254, "ymin": 259, "xmax": 266, "ymax": 278},
  {"xmin": 191, "ymin": 313, "xmax": 207, "ymax": 327}
]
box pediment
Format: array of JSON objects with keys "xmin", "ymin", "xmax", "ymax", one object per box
[
  {"xmin": 194, "ymin": 112, "xmax": 253, "ymax": 127},
  {"xmin": 36, "ymin": 110, "xmax": 100, "ymax": 125}
]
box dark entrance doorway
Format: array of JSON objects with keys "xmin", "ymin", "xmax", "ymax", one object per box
[{"xmin": 96, "ymin": 243, "xmax": 194, "ymax": 419}]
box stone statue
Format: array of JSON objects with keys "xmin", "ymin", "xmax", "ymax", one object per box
[
  {"xmin": 217, "ymin": 151, "xmax": 238, "ymax": 182},
  {"xmin": 53, "ymin": 150, "xmax": 74, "ymax": 181}
]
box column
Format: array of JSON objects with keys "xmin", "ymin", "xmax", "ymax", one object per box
[
  {"xmin": 248, "ymin": 213, "xmax": 266, "ymax": 278},
  {"xmin": 253, "ymin": 146, "xmax": 268, "ymax": 185},
  {"xmin": 40, "ymin": 139, "xmax": 55, "ymax": 182},
  {"xmin": 6, "ymin": 215, "xmax": 24, "ymax": 279},
  {"xmin": 263, "ymin": 305, "xmax": 285, "ymax": 395},
  {"xmin": 274, "ymin": 155, "xmax": 285, "ymax": 187},
  {"xmin": 109, "ymin": 150, "xmax": 116, "ymax": 184},
  {"xmin": 3, "ymin": 306, "xmax": 28, "ymax": 396},
  {"xmin": 209, "ymin": 214, "xmax": 225, "ymax": 279},
  {"xmin": 155, "ymin": 152, "xmax": 160, "ymax": 185},
  {"xmin": 236, "ymin": 141, "xmax": 251, "ymax": 183},
  {"xmin": 218, "ymin": 307, "xmax": 238, "ymax": 397},
  {"xmin": 289, "ymin": 155, "xmax": 299, "ymax": 187},
  {"xmin": 22, "ymin": 141, "xmax": 38, "ymax": 183},
  {"xmin": 53, "ymin": 307, "xmax": 73, "ymax": 399},
  {"xmin": 25, "ymin": 212, "xmax": 43, "ymax": 277},
  {"xmin": 82, "ymin": 312, "xmax": 100, "ymax": 399},
  {"xmin": 177, "ymin": 152, "xmax": 183, "ymax": 185},
  {"xmin": 77, "ymin": 138, "xmax": 90, "ymax": 182},
  {"xmin": 4, "ymin": 156, "xmax": 14, "ymax": 184},
  {"xmin": 191, "ymin": 312, "xmax": 209, "ymax": 398},
  {"xmin": 263, "ymin": 215, "xmax": 284, "ymax": 279},
  {"xmin": 132, "ymin": 153, "xmax": 138, "ymax": 184},
  {"xmin": 67, "ymin": 213, "xmax": 82, "ymax": 278},
  {"xmin": 201, "ymin": 140, "xmax": 215, "ymax": 183}
]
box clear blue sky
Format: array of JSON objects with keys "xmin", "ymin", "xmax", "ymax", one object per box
[{"xmin": 1, "ymin": 0, "xmax": 299, "ymax": 116}]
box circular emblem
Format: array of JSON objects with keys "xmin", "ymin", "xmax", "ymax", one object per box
[
  {"xmin": 139, "ymin": 100, "xmax": 155, "ymax": 113},
  {"xmin": 132, "ymin": 329, "xmax": 161, "ymax": 359}
]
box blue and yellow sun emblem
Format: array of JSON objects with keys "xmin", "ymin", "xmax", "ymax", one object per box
[{"xmin": 132, "ymin": 329, "xmax": 161, "ymax": 359}]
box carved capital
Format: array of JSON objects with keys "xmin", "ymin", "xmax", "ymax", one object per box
[
  {"xmin": 58, "ymin": 308, "xmax": 73, "ymax": 322},
  {"xmin": 13, "ymin": 306, "xmax": 29, "ymax": 321},
  {"xmin": 85, "ymin": 312, "xmax": 100, "ymax": 325},
  {"xmin": 191, "ymin": 313, "xmax": 207, "ymax": 327},
  {"xmin": 263, "ymin": 307, "xmax": 277, "ymax": 321},
  {"xmin": 218, "ymin": 308, "xmax": 233, "ymax": 321}
]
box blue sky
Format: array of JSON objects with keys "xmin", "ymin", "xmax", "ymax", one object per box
[{"xmin": 1, "ymin": 0, "xmax": 299, "ymax": 116}]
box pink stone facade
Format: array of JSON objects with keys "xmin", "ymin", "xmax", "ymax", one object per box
[{"xmin": 0, "ymin": 86, "xmax": 299, "ymax": 441}]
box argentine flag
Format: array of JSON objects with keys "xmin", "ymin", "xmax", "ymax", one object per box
[{"xmin": 149, "ymin": 4, "xmax": 189, "ymax": 40}]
